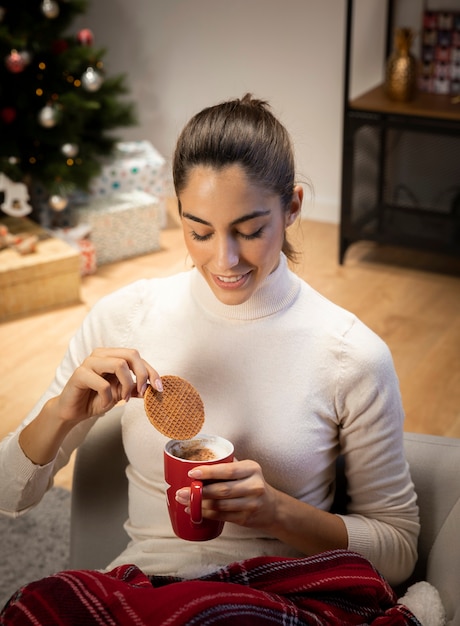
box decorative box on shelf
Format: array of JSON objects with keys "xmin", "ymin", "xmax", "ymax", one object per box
[
  {"xmin": 420, "ymin": 10, "xmax": 460, "ymax": 95},
  {"xmin": 76, "ymin": 190, "xmax": 161, "ymax": 266},
  {"xmin": 88, "ymin": 141, "xmax": 168, "ymax": 228},
  {"xmin": 0, "ymin": 217, "xmax": 81, "ymax": 322}
]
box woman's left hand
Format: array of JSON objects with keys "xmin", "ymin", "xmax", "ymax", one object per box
[
  {"xmin": 175, "ymin": 459, "xmax": 279, "ymax": 531},
  {"xmin": 176, "ymin": 458, "xmax": 349, "ymax": 556}
]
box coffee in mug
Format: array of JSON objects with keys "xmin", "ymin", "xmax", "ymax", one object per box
[{"xmin": 164, "ymin": 434, "xmax": 234, "ymax": 541}]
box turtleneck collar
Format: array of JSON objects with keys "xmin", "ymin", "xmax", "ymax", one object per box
[{"xmin": 190, "ymin": 253, "xmax": 301, "ymax": 321}]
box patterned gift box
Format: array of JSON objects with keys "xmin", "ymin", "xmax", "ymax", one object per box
[
  {"xmin": 77, "ymin": 191, "xmax": 161, "ymax": 265},
  {"xmin": 51, "ymin": 224, "xmax": 97, "ymax": 276},
  {"xmin": 78, "ymin": 238, "xmax": 97, "ymax": 276},
  {"xmin": 89, "ymin": 141, "xmax": 168, "ymax": 228}
]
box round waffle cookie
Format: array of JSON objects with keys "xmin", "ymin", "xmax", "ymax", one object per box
[{"xmin": 144, "ymin": 375, "xmax": 205, "ymax": 439}]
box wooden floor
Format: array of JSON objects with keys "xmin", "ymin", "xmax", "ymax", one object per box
[{"xmin": 1, "ymin": 214, "xmax": 459, "ymax": 490}]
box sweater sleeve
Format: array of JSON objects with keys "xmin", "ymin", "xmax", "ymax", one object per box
[
  {"xmin": 335, "ymin": 318, "xmax": 419, "ymax": 587},
  {"xmin": 0, "ymin": 280, "xmax": 148, "ymax": 516}
]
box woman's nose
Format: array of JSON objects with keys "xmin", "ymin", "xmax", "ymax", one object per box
[{"xmin": 215, "ymin": 235, "xmax": 239, "ymax": 270}]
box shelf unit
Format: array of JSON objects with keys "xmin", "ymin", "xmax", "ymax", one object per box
[{"xmin": 339, "ymin": 0, "xmax": 460, "ymax": 264}]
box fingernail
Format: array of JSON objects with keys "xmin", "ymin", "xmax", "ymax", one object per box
[
  {"xmin": 175, "ymin": 489, "xmax": 188, "ymax": 503},
  {"xmin": 188, "ymin": 469, "xmax": 202, "ymax": 479},
  {"xmin": 154, "ymin": 378, "xmax": 163, "ymax": 392},
  {"xmin": 140, "ymin": 382, "xmax": 148, "ymax": 396},
  {"xmin": 124, "ymin": 393, "xmax": 131, "ymax": 403}
]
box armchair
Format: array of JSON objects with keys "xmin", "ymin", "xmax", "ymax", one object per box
[{"xmin": 70, "ymin": 407, "xmax": 460, "ymax": 625}]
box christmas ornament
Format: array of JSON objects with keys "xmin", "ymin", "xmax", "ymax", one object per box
[
  {"xmin": 19, "ymin": 50, "xmax": 32, "ymax": 67},
  {"xmin": 49, "ymin": 194, "xmax": 69, "ymax": 211},
  {"xmin": 1, "ymin": 107, "xmax": 17, "ymax": 124},
  {"xmin": 41, "ymin": 0, "xmax": 59, "ymax": 19},
  {"xmin": 0, "ymin": 225, "xmax": 13, "ymax": 250},
  {"xmin": 81, "ymin": 66, "xmax": 104, "ymax": 92},
  {"xmin": 0, "ymin": 173, "xmax": 32, "ymax": 217},
  {"xmin": 0, "ymin": 225, "xmax": 38, "ymax": 254},
  {"xmin": 15, "ymin": 235, "xmax": 39, "ymax": 255},
  {"xmin": 61, "ymin": 143, "xmax": 79, "ymax": 158},
  {"xmin": 77, "ymin": 28, "xmax": 94, "ymax": 46},
  {"xmin": 5, "ymin": 49, "xmax": 26, "ymax": 73},
  {"xmin": 38, "ymin": 104, "xmax": 59, "ymax": 127},
  {"xmin": 51, "ymin": 39, "xmax": 69, "ymax": 54}
]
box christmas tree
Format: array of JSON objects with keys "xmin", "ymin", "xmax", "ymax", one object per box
[{"xmin": 0, "ymin": 0, "xmax": 136, "ymax": 215}]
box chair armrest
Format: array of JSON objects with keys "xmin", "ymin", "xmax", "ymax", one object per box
[
  {"xmin": 70, "ymin": 405, "xmax": 129, "ymax": 570},
  {"xmin": 403, "ymin": 433, "xmax": 460, "ymax": 626}
]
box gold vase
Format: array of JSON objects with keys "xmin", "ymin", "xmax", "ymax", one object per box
[{"xmin": 384, "ymin": 28, "xmax": 417, "ymax": 102}]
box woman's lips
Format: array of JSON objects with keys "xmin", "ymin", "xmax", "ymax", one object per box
[{"xmin": 211, "ymin": 271, "xmax": 252, "ymax": 289}]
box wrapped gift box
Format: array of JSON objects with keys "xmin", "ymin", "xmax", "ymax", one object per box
[
  {"xmin": 0, "ymin": 217, "xmax": 81, "ymax": 322},
  {"xmin": 77, "ymin": 191, "xmax": 161, "ymax": 265},
  {"xmin": 51, "ymin": 224, "xmax": 97, "ymax": 277},
  {"xmin": 89, "ymin": 141, "xmax": 168, "ymax": 228}
]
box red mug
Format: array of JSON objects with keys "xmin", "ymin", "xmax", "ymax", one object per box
[{"xmin": 164, "ymin": 434, "xmax": 234, "ymax": 541}]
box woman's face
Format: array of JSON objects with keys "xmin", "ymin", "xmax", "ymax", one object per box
[{"xmin": 179, "ymin": 164, "xmax": 301, "ymax": 306}]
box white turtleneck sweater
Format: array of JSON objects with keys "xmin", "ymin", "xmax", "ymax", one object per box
[{"xmin": 0, "ymin": 255, "xmax": 419, "ymax": 586}]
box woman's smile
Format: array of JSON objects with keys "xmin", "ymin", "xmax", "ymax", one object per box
[{"xmin": 211, "ymin": 270, "xmax": 253, "ymax": 289}]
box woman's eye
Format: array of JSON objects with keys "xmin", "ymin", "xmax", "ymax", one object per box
[
  {"xmin": 191, "ymin": 231, "xmax": 212, "ymax": 242},
  {"xmin": 239, "ymin": 227, "xmax": 264, "ymax": 241},
  {"xmin": 190, "ymin": 227, "xmax": 264, "ymax": 242}
]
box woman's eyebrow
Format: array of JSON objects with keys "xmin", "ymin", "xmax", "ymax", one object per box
[
  {"xmin": 232, "ymin": 210, "xmax": 271, "ymax": 226},
  {"xmin": 182, "ymin": 210, "xmax": 270, "ymax": 227},
  {"xmin": 181, "ymin": 213, "xmax": 211, "ymax": 226}
]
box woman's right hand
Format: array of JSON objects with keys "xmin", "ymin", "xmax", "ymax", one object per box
[
  {"xmin": 55, "ymin": 347, "xmax": 162, "ymax": 425},
  {"xmin": 18, "ymin": 348, "xmax": 162, "ymax": 465}
]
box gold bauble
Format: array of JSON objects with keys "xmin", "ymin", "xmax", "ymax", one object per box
[{"xmin": 49, "ymin": 195, "xmax": 68, "ymax": 211}]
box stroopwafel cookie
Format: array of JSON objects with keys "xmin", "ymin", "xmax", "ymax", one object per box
[{"xmin": 144, "ymin": 375, "xmax": 205, "ymax": 439}]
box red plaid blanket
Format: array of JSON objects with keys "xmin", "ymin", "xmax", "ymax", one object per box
[{"xmin": 1, "ymin": 550, "xmax": 420, "ymax": 625}]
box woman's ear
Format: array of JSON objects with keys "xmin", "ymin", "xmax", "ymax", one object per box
[{"xmin": 285, "ymin": 185, "xmax": 303, "ymax": 227}]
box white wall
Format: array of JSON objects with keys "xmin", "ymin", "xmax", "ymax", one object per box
[
  {"xmin": 76, "ymin": 0, "xmax": 389, "ymax": 223},
  {"xmin": 349, "ymin": 0, "xmax": 387, "ymax": 99}
]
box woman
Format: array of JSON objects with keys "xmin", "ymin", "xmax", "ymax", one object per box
[{"xmin": 0, "ymin": 95, "xmax": 423, "ymax": 623}]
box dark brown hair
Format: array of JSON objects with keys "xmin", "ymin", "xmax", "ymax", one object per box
[{"xmin": 173, "ymin": 94, "xmax": 298, "ymax": 261}]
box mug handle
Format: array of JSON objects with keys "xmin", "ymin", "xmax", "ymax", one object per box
[{"xmin": 190, "ymin": 480, "xmax": 203, "ymax": 524}]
